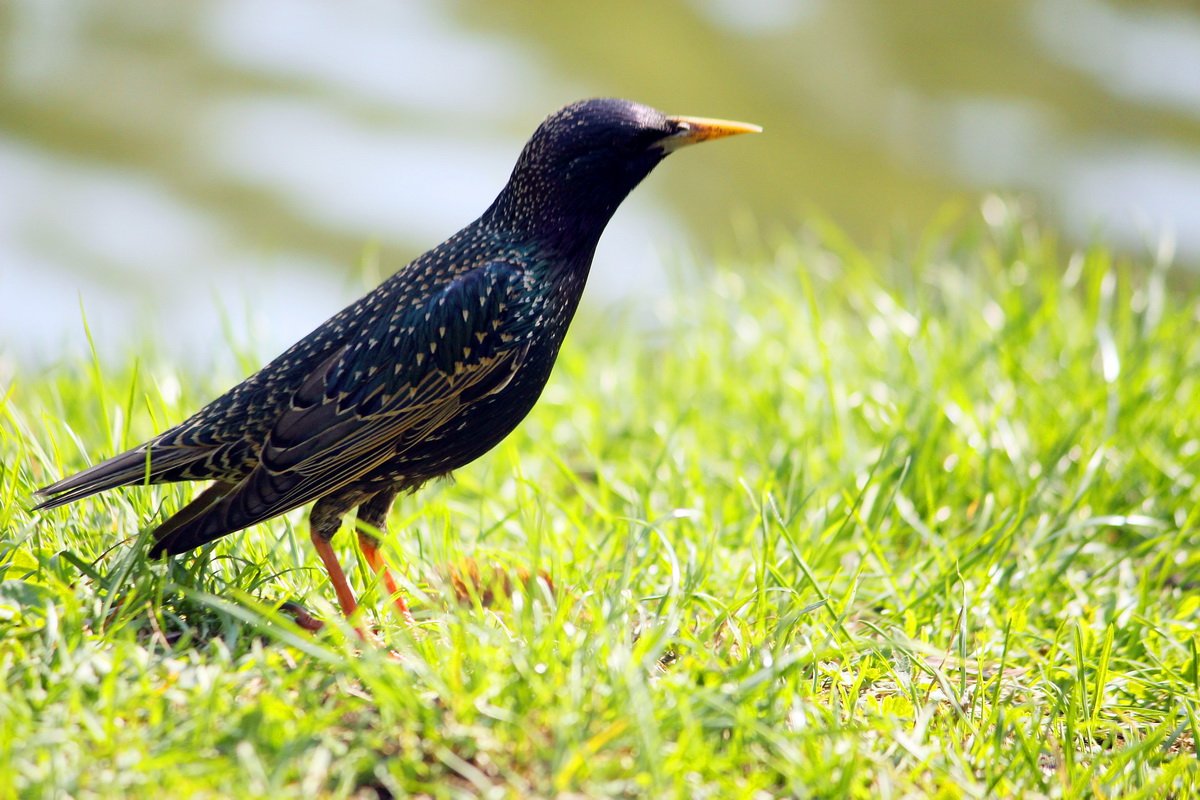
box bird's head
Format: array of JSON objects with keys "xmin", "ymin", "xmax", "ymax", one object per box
[{"xmin": 484, "ymin": 98, "xmax": 759, "ymax": 250}]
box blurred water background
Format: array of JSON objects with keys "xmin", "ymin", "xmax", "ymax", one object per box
[{"xmin": 3, "ymin": 0, "xmax": 1199, "ymax": 366}]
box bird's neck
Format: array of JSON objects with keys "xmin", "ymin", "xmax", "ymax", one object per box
[{"xmin": 481, "ymin": 180, "xmax": 626, "ymax": 266}]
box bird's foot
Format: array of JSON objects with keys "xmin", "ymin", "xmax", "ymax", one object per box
[
  {"xmin": 278, "ymin": 600, "xmax": 408, "ymax": 660},
  {"xmin": 279, "ymin": 600, "xmax": 326, "ymax": 632}
]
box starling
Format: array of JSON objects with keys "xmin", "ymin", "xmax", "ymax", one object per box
[{"xmin": 34, "ymin": 98, "xmax": 759, "ymax": 626}]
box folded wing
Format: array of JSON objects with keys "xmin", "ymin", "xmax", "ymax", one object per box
[{"xmin": 148, "ymin": 260, "xmax": 532, "ymax": 555}]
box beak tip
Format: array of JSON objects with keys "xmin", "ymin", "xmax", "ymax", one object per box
[{"xmin": 663, "ymin": 115, "xmax": 763, "ymax": 149}]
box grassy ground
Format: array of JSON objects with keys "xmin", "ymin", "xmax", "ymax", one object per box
[{"xmin": 3, "ymin": 204, "xmax": 1199, "ymax": 798}]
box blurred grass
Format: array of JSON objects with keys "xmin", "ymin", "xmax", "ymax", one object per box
[{"xmin": 3, "ymin": 202, "xmax": 1199, "ymax": 797}]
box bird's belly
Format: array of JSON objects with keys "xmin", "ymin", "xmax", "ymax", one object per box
[{"xmin": 362, "ymin": 357, "xmax": 554, "ymax": 488}]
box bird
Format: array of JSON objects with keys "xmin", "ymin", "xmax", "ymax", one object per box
[{"xmin": 34, "ymin": 98, "xmax": 760, "ymax": 629}]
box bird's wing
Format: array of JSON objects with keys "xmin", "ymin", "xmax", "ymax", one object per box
[
  {"xmin": 150, "ymin": 260, "xmax": 534, "ymax": 554},
  {"xmin": 264, "ymin": 259, "xmax": 534, "ymax": 477}
]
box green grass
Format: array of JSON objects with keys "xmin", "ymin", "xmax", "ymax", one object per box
[{"xmin": 3, "ymin": 203, "xmax": 1199, "ymax": 798}]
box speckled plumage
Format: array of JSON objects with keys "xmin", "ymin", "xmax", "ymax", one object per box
[{"xmin": 35, "ymin": 99, "xmax": 758, "ymax": 614}]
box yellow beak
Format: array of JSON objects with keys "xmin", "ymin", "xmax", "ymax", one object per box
[{"xmin": 660, "ymin": 115, "xmax": 762, "ymax": 152}]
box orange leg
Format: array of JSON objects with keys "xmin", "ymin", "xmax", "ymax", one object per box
[
  {"xmin": 355, "ymin": 488, "xmax": 414, "ymax": 625},
  {"xmin": 309, "ymin": 529, "xmax": 374, "ymax": 639},
  {"xmin": 358, "ymin": 532, "xmax": 415, "ymax": 625}
]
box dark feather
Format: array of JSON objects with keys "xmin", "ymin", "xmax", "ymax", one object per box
[{"xmin": 34, "ymin": 445, "xmax": 209, "ymax": 511}]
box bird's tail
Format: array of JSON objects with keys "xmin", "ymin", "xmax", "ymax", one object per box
[
  {"xmin": 33, "ymin": 445, "xmax": 200, "ymax": 511},
  {"xmin": 39, "ymin": 448, "xmax": 310, "ymax": 558}
]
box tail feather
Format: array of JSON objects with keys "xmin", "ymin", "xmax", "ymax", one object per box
[
  {"xmin": 33, "ymin": 445, "xmax": 200, "ymax": 511},
  {"xmin": 39, "ymin": 446, "xmax": 317, "ymax": 559}
]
